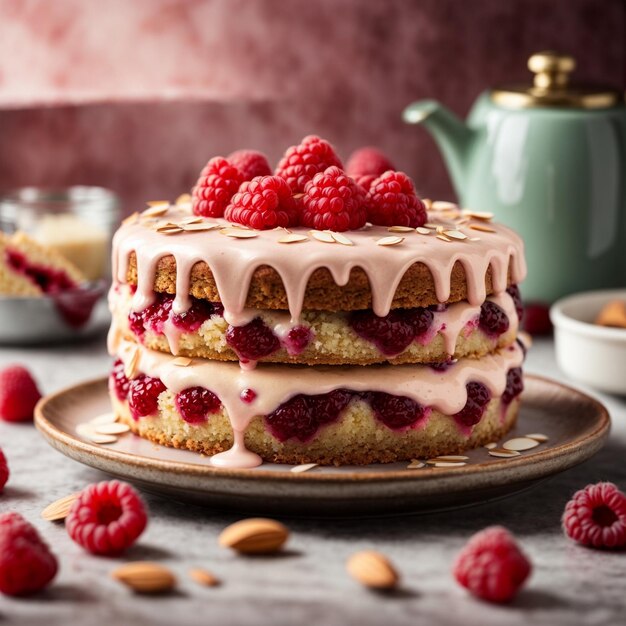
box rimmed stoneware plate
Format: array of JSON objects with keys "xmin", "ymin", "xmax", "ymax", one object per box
[{"xmin": 35, "ymin": 374, "xmax": 609, "ymax": 516}]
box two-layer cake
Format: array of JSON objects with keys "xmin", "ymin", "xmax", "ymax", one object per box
[{"xmin": 107, "ymin": 137, "xmax": 526, "ymax": 468}]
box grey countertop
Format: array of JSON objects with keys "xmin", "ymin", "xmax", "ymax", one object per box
[{"xmin": 0, "ymin": 334, "xmax": 624, "ymax": 626}]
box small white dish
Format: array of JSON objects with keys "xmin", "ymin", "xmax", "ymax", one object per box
[{"xmin": 551, "ymin": 289, "xmax": 626, "ymax": 394}]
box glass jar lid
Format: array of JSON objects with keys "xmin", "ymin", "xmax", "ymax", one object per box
[{"xmin": 491, "ymin": 51, "xmax": 621, "ymax": 109}]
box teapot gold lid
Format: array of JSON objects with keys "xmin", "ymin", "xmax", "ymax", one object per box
[{"xmin": 491, "ymin": 51, "xmax": 621, "ymax": 109}]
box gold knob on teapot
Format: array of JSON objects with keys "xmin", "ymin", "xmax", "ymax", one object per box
[{"xmin": 528, "ymin": 51, "xmax": 575, "ymax": 90}]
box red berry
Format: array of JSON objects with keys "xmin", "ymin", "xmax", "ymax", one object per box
[
  {"xmin": 301, "ymin": 166, "xmax": 367, "ymax": 232},
  {"xmin": 502, "ymin": 367, "xmax": 524, "ymax": 405},
  {"xmin": 110, "ymin": 359, "xmax": 130, "ymax": 401},
  {"xmin": 523, "ymin": 302, "xmax": 552, "ymax": 335},
  {"xmin": 0, "ymin": 512, "xmax": 58, "ymax": 596},
  {"xmin": 0, "ymin": 365, "xmax": 42, "ymax": 422},
  {"xmin": 192, "ymin": 156, "xmax": 243, "ymax": 217},
  {"xmin": 453, "ymin": 526, "xmax": 531, "ymax": 603},
  {"xmin": 562, "ymin": 482, "xmax": 626, "ymax": 549},
  {"xmin": 226, "ymin": 317, "xmax": 280, "ymax": 361},
  {"xmin": 454, "ymin": 382, "xmax": 491, "ymax": 428},
  {"xmin": 275, "ymin": 135, "xmax": 343, "ymax": 193},
  {"xmin": 367, "ymin": 170, "xmax": 426, "ymax": 227},
  {"xmin": 175, "ymin": 386, "xmax": 221, "ymax": 424},
  {"xmin": 366, "ymin": 392, "xmax": 426, "ymax": 431},
  {"xmin": 228, "ymin": 149, "xmax": 272, "ymax": 181},
  {"xmin": 66, "ymin": 480, "xmax": 148, "ymax": 555},
  {"xmin": 353, "ymin": 173, "xmax": 377, "ymax": 192},
  {"xmin": 128, "ymin": 375, "xmax": 166, "ymax": 420},
  {"xmin": 479, "ymin": 301, "xmax": 510, "ymax": 337},
  {"xmin": 225, "ymin": 175, "xmax": 298, "ymax": 230},
  {"xmin": 0, "ymin": 448, "xmax": 8, "ymax": 492},
  {"xmin": 346, "ymin": 147, "xmax": 395, "ymax": 177}
]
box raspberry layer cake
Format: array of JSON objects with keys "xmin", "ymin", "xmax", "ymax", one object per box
[{"xmin": 107, "ymin": 138, "xmax": 527, "ymax": 467}]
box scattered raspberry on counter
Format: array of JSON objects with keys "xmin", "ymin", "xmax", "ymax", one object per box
[
  {"xmin": 366, "ymin": 170, "xmax": 427, "ymax": 228},
  {"xmin": 301, "ymin": 166, "xmax": 367, "ymax": 231},
  {"xmin": 0, "ymin": 365, "xmax": 42, "ymax": 422},
  {"xmin": 225, "ymin": 175, "xmax": 299, "ymax": 229},
  {"xmin": 562, "ymin": 482, "xmax": 626, "ymax": 549},
  {"xmin": 346, "ymin": 146, "xmax": 395, "ymax": 178},
  {"xmin": 0, "ymin": 512, "xmax": 58, "ymax": 596},
  {"xmin": 66, "ymin": 480, "xmax": 148, "ymax": 555},
  {"xmin": 0, "ymin": 448, "xmax": 8, "ymax": 492},
  {"xmin": 192, "ymin": 156, "xmax": 243, "ymax": 217},
  {"xmin": 453, "ymin": 526, "xmax": 532, "ymax": 603},
  {"xmin": 275, "ymin": 135, "xmax": 343, "ymax": 193},
  {"xmin": 228, "ymin": 149, "xmax": 272, "ymax": 181}
]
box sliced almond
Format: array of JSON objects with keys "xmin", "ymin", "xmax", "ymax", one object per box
[
  {"xmin": 525, "ymin": 433, "xmax": 549, "ymax": 443},
  {"xmin": 469, "ymin": 237, "xmax": 481, "ymax": 242},
  {"xmin": 147, "ymin": 200, "xmax": 170, "ymax": 207},
  {"xmin": 407, "ymin": 460, "xmax": 426, "ymax": 469},
  {"xmin": 502, "ymin": 437, "xmax": 540, "ymax": 451},
  {"xmin": 95, "ymin": 423, "xmax": 130, "ymax": 435},
  {"xmin": 469, "ymin": 223, "xmax": 496, "ymax": 233},
  {"xmin": 124, "ymin": 348, "xmax": 140, "ymax": 379},
  {"xmin": 463, "ymin": 210, "xmax": 494, "ymax": 221},
  {"xmin": 429, "ymin": 455, "xmax": 469, "ymax": 462},
  {"xmin": 188, "ymin": 568, "xmax": 220, "ymax": 587},
  {"xmin": 431, "ymin": 200, "xmax": 458, "ymax": 211},
  {"xmin": 178, "ymin": 216, "xmax": 203, "ymax": 225},
  {"xmin": 346, "ymin": 551, "xmax": 399, "ymax": 590},
  {"xmin": 376, "ymin": 236, "xmax": 404, "ymax": 246},
  {"xmin": 416, "ymin": 227, "xmax": 431, "ymax": 235},
  {"xmin": 422, "ymin": 198, "xmax": 433, "ymax": 210},
  {"xmin": 76, "ymin": 423, "xmax": 99, "ymax": 437},
  {"xmin": 182, "ymin": 222, "xmax": 221, "ymax": 232},
  {"xmin": 388, "ymin": 226, "xmax": 414, "ymax": 233},
  {"xmin": 175, "ymin": 193, "xmax": 192, "ymax": 205},
  {"xmin": 484, "ymin": 442, "xmax": 498, "ymax": 450},
  {"xmin": 488, "ymin": 448, "xmax": 521, "ymax": 458},
  {"xmin": 310, "ymin": 230, "xmax": 335, "ymax": 244},
  {"xmin": 424, "ymin": 223, "xmax": 439, "ymax": 229},
  {"xmin": 218, "ymin": 518, "xmax": 289, "ymax": 554},
  {"xmin": 220, "ymin": 228, "xmax": 258, "ymax": 239},
  {"xmin": 331, "ymin": 232, "xmax": 354, "ymax": 246},
  {"xmin": 443, "ymin": 230, "xmax": 467, "ymax": 241},
  {"xmin": 112, "ymin": 562, "xmax": 176, "ymax": 594},
  {"xmin": 436, "ymin": 234, "xmax": 452, "ymax": 242},
  {"xmin": 142, "ymin": 205, "xmax": 170, "ymax": 218},
  {"xmin": 157, "ymin": 226, "xmax": 184, "ymax": 235},
  {"xmin": 290, "ymin": 463, "xmax": 318, "ymax": 473},
  {"xmin": 172, "ymin": 356, "xmax": 193, "ymax": 367},
  {"xmin": 278, "ymin": 233, "xmax": 309, "ymax": 244},
  {"xmin": 89, "ymin": 412, "xmax": 118, "ymax": 426},
  {"xmin": 41, "ymin": 492, "xmax": 79, "ymax": 522},
  {"xmin": 86, "ymin": 433, "xmax": 118, "ymax": 445},
  {"xmin": 429, "ymin": 461, "xmax": 467, "ymax": 468}
]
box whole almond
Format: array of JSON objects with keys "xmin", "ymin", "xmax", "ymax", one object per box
[
  {"xmin": 188, "ymin": 568, "xmax": 220, "ymax": 587},
  {"xmin": 218, "ymin": 518, "xmax": 289, "ymax": 554},
  {"xmin": 111, "ymin": 562, "xmax": 176, "ymax": 594},
  {"xmin": 41, "ymin": 492, "xmax": 80, "ymax": 522},
  {"xmin": 346, "ymin": 551, "xmax": 399, "ymax": 590}
]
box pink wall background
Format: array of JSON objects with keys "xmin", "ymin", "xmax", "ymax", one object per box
[{"xmin": 0, "ymin": 0, "xmax": 624, "ymax": 213}]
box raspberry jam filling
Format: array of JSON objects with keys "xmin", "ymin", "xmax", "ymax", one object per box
[
  {"xmin": 349, "ymin": 308, "xmax": 435, "ymax": 355},
  {"xmin": 5, "ymin": 248, "xmax": 77, "ymax": 294}
]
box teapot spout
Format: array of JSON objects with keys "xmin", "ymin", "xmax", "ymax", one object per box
[{"xmin": 403, "ymin": 100, "xmax": 474, "ymax": 198}]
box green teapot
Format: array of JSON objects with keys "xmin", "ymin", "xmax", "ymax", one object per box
[{"xmin": 403, "ymin": 51, "xmax": 626, "ymax": 304}]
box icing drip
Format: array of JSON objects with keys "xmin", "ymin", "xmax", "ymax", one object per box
[
  {"xmin": 115, "ymin": 339, "xmax": 525, "ymax": 468},
  {"xmin": 112, "ymin": 209, "xmax": 526, "ymax": 324}
]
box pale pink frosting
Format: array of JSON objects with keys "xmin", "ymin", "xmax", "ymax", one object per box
[
  {"xmin": 112, "ymin": 208, "xmax": 526, "ymax": 323},
  {"xmin": 114, "ymin": 338, "xmax": 524, "ymax": 468}
]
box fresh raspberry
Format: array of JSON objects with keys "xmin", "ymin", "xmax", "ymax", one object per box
[
  {"xmin": 0, "ymin": 365, "xmax": 42, "ymax": 422},
  {"xmin": 454, "ymin": 382, "xmax": 491, "ymax": 428},
  {"xmin": 366, "ymin": 392, "xmax": 426, "ymax": 431},
  {"xmin": 110, "ymin": 359, "xmax": 130, "ymax": 401},
  {"xmin": 353, "ymin": 173, "xmax": 377, "ymax": 192},
  {"xmin": 228, "ymin": 149, "xmax": 272, "ymax": 181},
  {"xmin": 479, "ymin": 301, "xmax": 510, "ymax": 337},
  {"xmin": 192, "ymin": 156, "xmax": 243, "ymax": 217},
  {"xmin": 366, "ymin": 170, "xmax": 426, "ymax": 227},
  {"xmin": 562, "ymin": 482, "xmax": 626, "ymax": 549},
  {"xmin": 346, "ymin": 147, "xmax": 395, "ymax": 177},
  {"xmin": 0, "ymin": 448, "xmax": 8, "ymax": 492},
  {"xmin": 453, "ymin": 526, "xmax": 531, "ymax": 603},
  {"xmin": 175, "ymin": 386, "xmax": 221, "ymax": 424},
  {"xmin": 66, "ymin": 480, "xmax": 148, "ymax": 555},
  {"xmin": 0, "ymin": 512, "xmax": 58, "ymax": 596},
  {"xmin": 301, "ymin": 166, "xmax": 367, "ymax": 231},
  {"xmin": 225, "ymin": 176, "xmax": 298, "ymax": 230},
  {"xmin": 523, "ymin": 302, "xmax": 552, "ymax": 335},
  {"xmin": 275, "ymin": 135, "xmax": 343, "ymax": 193},
  {"xmin": 128, "ymin": 375, "xmax": 166, "ymax": 420}
]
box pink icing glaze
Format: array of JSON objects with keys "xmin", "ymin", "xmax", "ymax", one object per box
[
  {"xmin": 112, "ymin": 208, "xmax": 526, "ymax": 323},
  {"xmin": 114, "ymin": 339, "xmax": 525, "ymax": 468}
]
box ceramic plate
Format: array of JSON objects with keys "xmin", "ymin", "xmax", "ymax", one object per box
[{"xmin": 35, "ymin": 375, "xmax": 609, "ymax": 516}]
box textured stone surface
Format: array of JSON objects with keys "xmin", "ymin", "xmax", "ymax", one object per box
[
  {"xmin": 0, "ymin": 0, "xmax": 623, "ymax": 205},
  {"xmin": 0, "ymin": 336, "xmax": 624, "ymax": 625}
]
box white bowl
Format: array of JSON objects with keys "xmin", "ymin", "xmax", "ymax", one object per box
[{"xmin": 551, "ymin": 289, "xmax": 626, "ymax": 394}]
